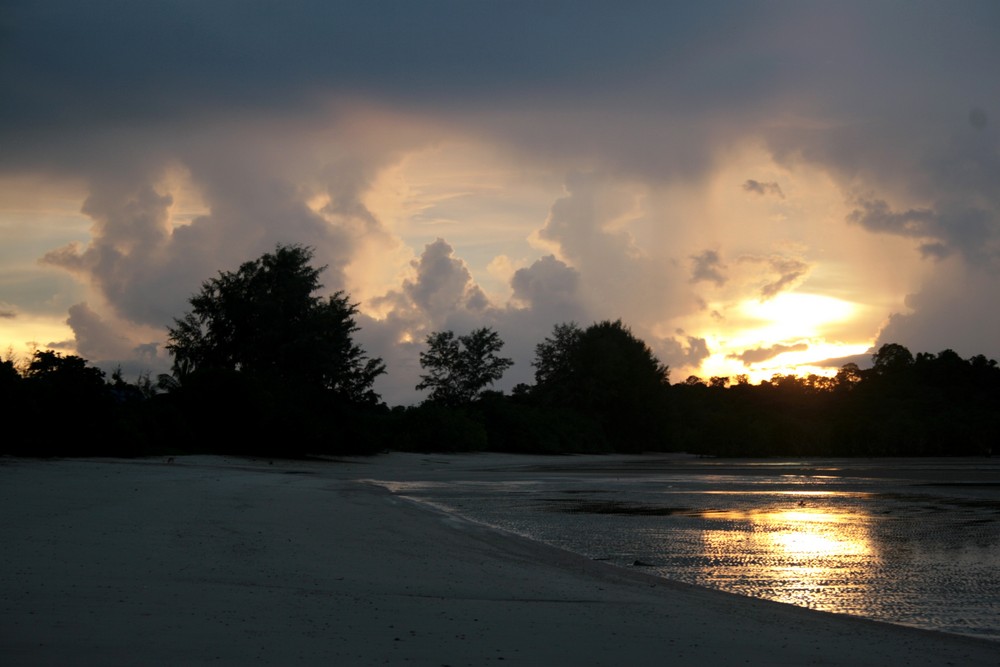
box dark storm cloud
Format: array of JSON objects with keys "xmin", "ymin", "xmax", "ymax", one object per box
[
  {"xmin": 848, "ymin": 197, "xmax": 999, "ymax": 265},
  {"xmin": 7, "ymin": 1, "xmax": 997, "ymax": 206},
  {"xmin": 875, "ymin": 262, "xmax": 1000, "ymax": 360},
  {"xmin": 848, "ymin": 199, "xmax": 938, "ymax": 237},
  {"xmin": 5, "ymin": 0, "xmax": 909, "ymax": 198},
  {"xmin": 0, "ymin": 2, "xmax": 749, "ymax": 157},
  {"xmin": 5, "ymin": 1, "xmax": 998, "ymax": 181}
]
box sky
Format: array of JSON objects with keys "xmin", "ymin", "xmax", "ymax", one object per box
[{"xmin": 2, "ymin": 1, "xmax": 999, "ymax": 405}]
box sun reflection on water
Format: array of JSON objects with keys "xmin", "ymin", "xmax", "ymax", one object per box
[{"xmin": 698, "ymin": 502, "xmax": 873, "ymax": 612}]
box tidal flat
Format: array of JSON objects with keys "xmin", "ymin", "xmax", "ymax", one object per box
[
  {"xmin": 383, "ymin": 456, "xmax": 1000, "ymax": 641},
  {"xmin": 4, "ymin": 454, "xmax": 999, "ymax": 665}
]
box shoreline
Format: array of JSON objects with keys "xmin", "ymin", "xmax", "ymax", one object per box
[{"xmin": 2, "ymin": 453, "xmax": 998, "ymax": 665}]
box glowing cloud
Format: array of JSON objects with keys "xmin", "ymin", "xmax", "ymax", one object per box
[{"xmin": 2, "ymin": 2, "xmax": 999, "ymax": 400}]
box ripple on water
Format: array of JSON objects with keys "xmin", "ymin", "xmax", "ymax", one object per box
[{"xmin": 387, "ymin": 459, "xmax": 1000, "ymax": 641}]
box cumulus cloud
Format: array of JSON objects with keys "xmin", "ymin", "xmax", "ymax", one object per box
[
  {"xmin": 743, "ymin": 180, "xmax": 784, "ymax": 199},
  {"xmin": 660, "ymin": 334, "xmax": 711, "ymax": 373},
  {"xmin": 62, "ymin": 302, "xmax": 166, "ymax": 378},
  {"xmin": 403, "ymin": 238, "xmax": 489, "ymax": 323},
  {"xmin": 32, "ymin": 111, "xmax": 409, "ymax": 335},
  {"xmin": 536, "ymin": 172, "xmax": 637, "ymax": 265},
  {"xmin": 361, "ymin": 243, "xmax": 588, "ymax": 403},
  {"xmin": 65, "ymin": 303, "xmax": 135, "ymax": 361},
  {"xmin": 4, "ymin": 1, "xmax": 1000, "ymax": 400},
  {"xmin": 732, "ymin": 342, "xmax": 809, "ymax": 365},
  {"xmin": 510, "ymin": 255, "xmax": 582, "ymax": 315},
  {"xmin": 532, "ymin": 171, "xmax": 701, "ymax": 339},
  {"xmin": 42, "ymin": 179, "xmax": 176, "ymax": 323}
]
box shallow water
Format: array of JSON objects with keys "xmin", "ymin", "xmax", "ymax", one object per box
[{"xmin": 383, "ymin": 457, "xmax": 1000, "ymax": 641}]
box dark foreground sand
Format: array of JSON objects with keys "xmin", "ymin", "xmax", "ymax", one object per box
[{"xmin": 2, "ymin": 454, "xmax": 998, "ymax": 666}]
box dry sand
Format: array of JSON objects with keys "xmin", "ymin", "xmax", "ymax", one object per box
[{"xmin": 2, "ymin": 453, "xmax": 998, "ymax": 666}]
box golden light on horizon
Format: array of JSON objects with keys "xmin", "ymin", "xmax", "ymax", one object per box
[
  {"xmin": 693, "ymin": 337, "xmax": 872, "ymax": 385},
  {"xmin": 669, "ymin": 142, "xmax": 909, "ymax": 385},
  {"xmin": 686, "ymin": 290, "xmax": 873, "ymax": 382},
  {"xmin": 0, "ymin": 316, "xmax": 76, "ymax": 361}
]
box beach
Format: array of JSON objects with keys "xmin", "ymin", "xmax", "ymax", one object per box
[{"xmin": 2, "ymin": 454, "xmax": 998, "ymax": 666}]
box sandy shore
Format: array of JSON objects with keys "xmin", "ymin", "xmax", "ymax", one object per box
[{"xmin": 2, "ymin": 453, "xmax": 997, "ymax": 666}]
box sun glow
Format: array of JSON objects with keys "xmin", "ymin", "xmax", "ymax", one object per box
[
  {"xmin": 689, "ymin": 291, "xmax": 872, "ymax": 383},
  {"xmin": 739, "ymin": 292, "xmax": 857, "ymax": 340}
]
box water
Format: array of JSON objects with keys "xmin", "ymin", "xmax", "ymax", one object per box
[{"xmin": 381, "ymin": 456, "xmax": 1000, "ymax": 641}]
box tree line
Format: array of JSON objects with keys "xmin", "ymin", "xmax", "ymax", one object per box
[{"xmin": 3, "ymin": 245, "xmax": 999, "ymax": 458}]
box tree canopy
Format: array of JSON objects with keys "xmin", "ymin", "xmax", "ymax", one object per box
[
  {"xmin": 871, "ymin": 342, "xmax": 915, "ymax": 376},
  {"xmin": 166, "ymin": 244, "xmax": 384, "ymax": 404},
  {"xmin": 417, "ymin": 327, "xmax": 513, "ymax": 406},
  {"xmin": 532, "ymin": 320, "xmax": 669, "ymax": 406},
  {"xmin": 23, "ymin": 350, "xmax": 107, "ymax": 391},
  {"xmin": 529, "ymin": 320, "xmax": 671, "ymax": 450},
  {"xmin": 4, "ymin": 331, "xmax": 1000, "ymax": 458}
]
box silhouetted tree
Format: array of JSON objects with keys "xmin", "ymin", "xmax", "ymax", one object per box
[
  {"xmin": 417, "ymin": 327, "xmax": 513, "ymax": 406},
  {"xmin": 17, "ymin": 350, "xmax": 113, "ymax": 455},
  {"xmin": 871, "ymin": 343, "xmax": 914, "ymax": 376},
  {"xmin": 0, "ymin": 358, "xmax": 20, "ymax": 393},
  {"xmin": 835, "ymin": 362, "xmax": 863, "ymax": 390},
  {"xmin": 24, "ymin": 350, "xmax": 107, "ymax": 391},
  {"xmin": 531, "ymin": 320, "xmax": 671, "ymax": 451},
  {"xmin": 166, "ymin": 244, "xmax": 385, "ymax": 405},
  {"xmin": 532, "ymin": 322, "xmax": 584, "ymax": 392}
]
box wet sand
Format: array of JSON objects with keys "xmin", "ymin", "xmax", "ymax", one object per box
[{"xmin": 2, "ymin": 453, "xmax": 998, "ymax": 665}]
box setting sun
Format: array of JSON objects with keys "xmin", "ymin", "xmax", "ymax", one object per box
[
  {"xmin": 741, "ymin": 293, "xmax": 856, "ymax": 340},
  {"xmin": 690, "ymin": 291, "xmax": 873, "ymax": 383}
]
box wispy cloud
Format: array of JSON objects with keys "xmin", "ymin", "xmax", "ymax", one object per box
[
  {"xmin": 690, "ymin": 250, "xmax": 727, "ymax": 286},
  {"xmin": 732, "ymin": 342, "xmax": 809, "ymax": 365},
  {"xmin": 743, "ymin": 180, "xmax": 784, "ymax": 199}
]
